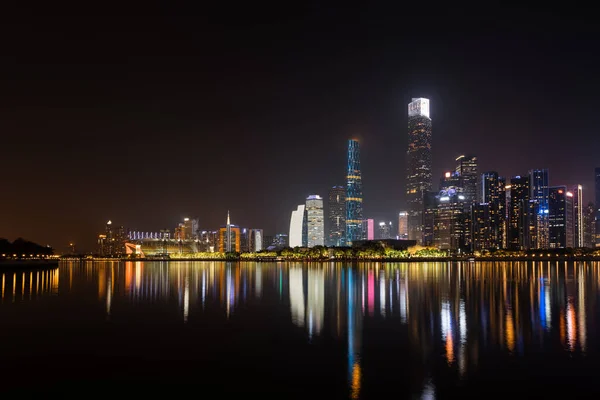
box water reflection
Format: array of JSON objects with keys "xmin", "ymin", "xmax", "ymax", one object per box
[{"xmin": 3, "ymin": 260, "xmax": 600, "ymax": 397}]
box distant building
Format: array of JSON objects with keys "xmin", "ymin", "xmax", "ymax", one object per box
[
  {"xmin": 361, "ymin": 219, "xmax": 374, "ymax": 240},
  {"xmin": 455, "ymin": 155, "xmax": 478, "ymax": 205},
  {"xmin": 249, "ymin": 229, "xmax": 264, "ymax": 252},
  {"xmin": 549, "ymin": 187, "xmax": 570, "ymax": 249},
  {"xmin": 584, "ymin": 202, "xmax": 596, "ymax": 248},
  {"xmin": 481, "ymin": 171, "xmax": 506, "ymax": 249},
  {"xmin": 346, "ymin": 139, "xmax": 364, "ymax": 244},
  {"xmin": 289, "ymin": 204, "xmax": 306, "ymax": 247},
  {"xmin": 218, "ymin": 211, "xmax": 240, "ymax": 252},
  {"xmin": 306, "ymin": 195, "xmax": 324, "ymax": 247},
  {"xmin": 472, "ymin": 203, "xmax": 491, "ymax": 251},
  {"xmin": 508, "ymin": 175, "xmax": 530, "ymax": 250},
  {"xmin": 529, "ymin": 169, "xmax": 550, "ymax": 249},
  {"xmin": 433, "ymin": 189, "xmax": 469, "ymax": 252},
  {"xmin": 327, "ymin": 186, "xmax": 346, "ymax": 246},
  {"xmin": 572, "ymin": 185, "xmax": 584, "ymax": 247},
  {"xmin": 398, "ymin": 212, "xmax": 408, "ymax": 240},
  {"xmin": 406, "ymin": 98, "xmax": 432, "ymax": 244},
  {"xmin": 378, "ymin": 221, "xmax": 393, "ymax": 239},
  {"xmin": 271, "ymin": 233, "xmax": 289, "ymax": 249}
]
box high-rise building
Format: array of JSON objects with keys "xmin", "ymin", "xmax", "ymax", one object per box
[
  {"xmin": 508, "ymin": 176, "xmax": 530, "ymax": 250},
  {"xmin": 455, "ymin": 155, "xmax": 478, "ymax": 205},
  {"xmin": 346, "ymin": 139, "xmax": 364, "ymax": 244},
  {"xmin": 406, "ymin": 98, "xmax": 432, "ymax": 244},
  {"xmin": 481, "ymin": 171, "xmax": 506, "ymax": 249},
  {"xmin": 549, "ymin": 187, "xmax": 568, "ymax": 248},
  {"xmin": 361, "ymin": 219, "xmax": 375, "ymax": 240},
  {"xmin": 328, "ymin": 186, "xmax": 346, "ymax": 246},
  {"xmin": 596, "ymin": 167, "xmax": 600, "ymax": 247},
  {"xmin": 249, "ymin": 229, "xmax": 264, "ymax": 252},
  {"xmin": 572, "ymin": 185, "xmax": 584, "ymax": 247},
  {"xmin": 289, "ymin": 205, "xmax": 306, "ymax": 248},
  {"xmin": 433, "ymin": 189, "xmax": 468, "ymax": 252},
  {"xmin": 219, "ymin": 211, "xmax": 240, "ymax": 252},
  {"xmin": 306, "ymin": 195, "xmax": 325, "ymax": 247},
  {"xmin": 472, "ymin": 203, "xmax": 492, "ymax": 251},
  {"xmin": 378, "ymin": 221, "xmax": 393, "ymax": 240},
  {"xmin": 584, "ymin": 202, "xmax": 596, "ymax": 248},
  {"xmin": 528, "ymin": 169, "xmax": 549, "ymax": 249},
  {"xmin": 398, "ymin": 212, "xmax": 408, "ymax": 239}
]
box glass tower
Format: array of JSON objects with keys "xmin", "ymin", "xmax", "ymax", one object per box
[
  {"xmin": 529, "ymin": 169, "xmax": 549, "ymax": 249},
  {"xmin": 327, "ymin": 186, "xmax": 346, "ymax": 246},
  {"xmin": 306, "ymin": 195, "xmax": 325, "ymax": 247},
  {"xmin": 406, "ymin": 98, "xmax": 432, "ymax": 244},
  {"xmin": 346, "ymin": 139, "xmax": 363, "ymax": 244}
]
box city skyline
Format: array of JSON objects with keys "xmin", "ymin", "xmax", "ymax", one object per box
[{"xmin": 2, "ymin": 8, "xmax": 599, "ymax": 252}]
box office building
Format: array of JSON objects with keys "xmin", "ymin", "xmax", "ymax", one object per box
[
  {"xmin": 584, "ymin": 202, "xmax": 596, "ymax": 248},
  {"xmin": 549, "ymin": 187, "xmax": 570, "ymax": 249},
  {"xmin": 346, "ymin": 139, "xmax": 364, "ymax": 244},
  {"xmin": 406, "ymin": 98, "xmax": 432, "ymax": 244},
  {"xmin": 508, "ymin": 176, "xmax": 530, "ymax": 250},
  {"xmin": 455, "ymin": 155, "xmax": 478, "ymax": 204},
  {"xmin": 572, "ymin": 185, "xmax": 584, "ymax": 247},
  {"xmin": 472, "ymin": 203, "xmax": 492, "ymax": 251},
  {"xmin": 433, "ymin": 189, "xmax": 469, "ymax": 252},
  {"xmin": 378, "ymin": 221, "xmax": 393, "ymax": 240},
  {"xmin": 398, "ymin": 212, "xmax": 408, "ymax": 239},
  {"xmin": 328, "ymin": 186, "xmax": 346, "ymax": 246},
  {"xmin": 289, "ymin": 205, "xmax": 306, "ymax": 248},
  {"xmin": 219, "ymin": 211, "xmax": 241, "ymax": 252},
  {"xmin": 529, "ymin": 169, "xmax": 549, "ymax": 249},
  {"xmin": 361, "ymin": 219, "xmax": 375, "ymax": 240},
  {"xmin": 481, "ymin": 171, "xmax": 506, "ymax": 249},
  {"xmin": 306, "ymin": 195, "xmax": 325, "ymax": 247}
]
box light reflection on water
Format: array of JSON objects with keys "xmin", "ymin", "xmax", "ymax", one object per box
[{"xmin": 0, "ymin": 260, "xmax": 599, "ymax": 398}]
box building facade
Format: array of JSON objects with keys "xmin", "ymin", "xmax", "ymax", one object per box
[
  {"xmin": 398, "ymin": 212, "xmax": 408, "ymax": 240},
  {"xmin": 529, "ymin": 169, "xmax": 549, "ymax": 249},
  {"xmin": 481, "ymin": 171, "xmax": 506, "ymax": 249},
  {"xmin": 327, "ymin": 186, "xmax": 346, "ymax": 246},
  {"xmin": 508, "ymin": 176, "xmax": 530, "ymax": 250},
  {"xmin": 455, "ymin": 155, "xmax": 478, "ymax": 205},
  {"xmin": 306, "ymin": 195, "xmax": 325, "ymax": 247},
  {"xmin": 289, "ymin": 205, "xmax": 306, "ymax": 248},
  {"xmin": 378, "ymin": 221, "xmax": 393, "ymax": 240},
  {"xmin": 346, "ymin": 139, "xmax": 364, "ymax": 244},
  {"xmin": 406, "ymin": 98, "xmax": 432, "ymax": 244},
  {"xmin": 549, "ymin": 186, "xmax": 570, "ymax": 249}
]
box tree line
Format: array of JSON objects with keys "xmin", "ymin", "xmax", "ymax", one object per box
[{"xmin": 0, "ymin": 238, "xmax": 54, "ymax": 257}]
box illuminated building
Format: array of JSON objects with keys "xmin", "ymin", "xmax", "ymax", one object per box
[
  {"xmin": 596, "ymin": 167, "xmax": 600, "ymax": 246},
  {"xmin": 346, "ymin": 139, "xmax": 364, "ymax": 244},
  {"xmin": 378, "ymin": 221, "xmax": 393, "ymax": 239},
  {"xmin": 180, "ymin": 217, "xmax": 198, "ymax": 240},
  {"xmin": 249, "ymin": 229, "xmax": 264, "ymax": 252},
  {"xmin": 289, "ymin": 204, "xmax": 306, "ymax": 247},
  {"xmin": 306, "ymin": 195, "xmax": 324, "ymax": 247},
  {"xmin": 406, "ymin": 98, "xmax": 432, "ymax": 244},
  {"xmin": 481, "ymin": 171, "xmax": 506, "ymax": 249},
  {"xmin": 572, "ymin": 185, "xmax": 584, "ymax": 247},
  {"xmin": 219, "ymin": 211, "xmax": 240, "ymax": 252},
  {"xmin": 327, "ymin": 186, "xmax": 346, "ymax": 247},
  {"xmin": 433, "ymin": 188, "xmax": 468, "ymax": 252},
  {"xmin": 455, "ymin": 155, "xmax": 478, "ymax": 204},
  {"xmin": 422, "ymin": 191, "xmax": 437, "ymax": 246},
  {"xmin": 529, "ymin": 169, "xmax": 549, "ymax": 249},
  {"xmin": 471, "ymin": 203, "xmax": 491, "ymax": 251},
  {"xmin": 549, "ymin": 186, "xmax": 570, "ymax": 248},
  {"xmin": 398, "ymin": 212, "xmax": 408, "ymax": 239},
  {"xmin": 271, "ymin": 233, "xmax": 289, "ymax": 249},
  {"xmin": 508, "ymin": 176, "xmax": 530, "ymax": 250},
  {"xmin": 584, "ymin": 202, "xmax": 596, "ymax": 248},
  {"xmin": 440, "ymin": 171, "xmax": 461, "ymax": 192},
  {"xmin": 361, "ymin": 219, "xmax": 374, "ymax": 240}
]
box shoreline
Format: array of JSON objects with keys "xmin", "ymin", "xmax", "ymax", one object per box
[
  {"xmin": 0, "ymin": 259, "xmax": 60, "ymax": 269},
  {"xmin": 59, "ymin": 256, "xmax": 600, "ymax": 263}
]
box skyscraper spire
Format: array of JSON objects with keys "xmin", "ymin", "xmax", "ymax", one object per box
[{"xmin": 227, "ymin": 210, "xmax": 230, "ymax": 226}]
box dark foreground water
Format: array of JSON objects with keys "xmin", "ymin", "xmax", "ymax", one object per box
[{"xmin": 1, "ymin": 261, "xmax": 599, "ymax": 398}]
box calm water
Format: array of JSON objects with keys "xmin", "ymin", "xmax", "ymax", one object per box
[{"xmin": 1, "ymin": 261, "xmax": 599, "ymax": 397}]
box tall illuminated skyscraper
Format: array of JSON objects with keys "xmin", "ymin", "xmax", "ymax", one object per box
[
  {"xmin": 455, "ymin": 155, "xmax": 478, "ymax": 205},
  {"xmin": 398, "ymin": 211, "xmax": 408, "ymax": 239},
  {"xmin": 406, "ymin": 98, "xmax": 432, "ymax": 244},
  {"xmin": 327, "ymin": 186, "xmax": 346, "ymax": 246},
  {"xmin": 572, "ymin": 184, "xmax": 584, "ymax": 247},
  {"xmin": 289, "ymin": 204, "xmax": 306, "ymax": 248},
  {"xmin": 529, "ymin": 169, "xmax": 549, "ymax": 249},
  {"xmin": 306, "ymin": 195, "xmax": 325, "ymax": 247},
  {"xmin": 346, "ymin": 139, "xmax": 363, "ymax": 244}
]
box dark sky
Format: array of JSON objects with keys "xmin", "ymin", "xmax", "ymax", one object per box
[{"xmin": 1, "ymin": 4, "xmax": 599, "ymax": 252}]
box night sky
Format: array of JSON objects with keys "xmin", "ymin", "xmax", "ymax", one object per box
[{"xmin": 2, "ymin": 5, "xmax": 599, "ymax": 252}]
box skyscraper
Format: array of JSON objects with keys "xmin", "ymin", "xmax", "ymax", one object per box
[
  {"xmin": 346, "ymin": 139, "xmax": 363, "ymax": 244},
  {"xmin": 219, "ymin": 211, "xmax": 240, "ymax": 252},
  {"xmin": 481, "ymin": 171, "xmax": 506, "ymax": 249},
  {"xmin": 455, "ymin": 155, "xmax": 478, "ymax": 205},
  {"xmin": 406, "ymin": 98, "xmax": 432, "ymax": 244},
  {"xmin": 289, "ymin": 205, "xmax": 306, "ymax": 248},
  {"xmin": 596, "ymin": 167, "xmax": 600, "ymax": 247},
  {"xmin": 529, "ymin": 169, "xmax": 549, "ymax": 249},
  {"xmin": 398, "ymin": 212, "xmax": 408, "ymax": 239},
  {"xmin": 573, "ymin": 184, "xmax": 584, "ymax": 247},
  {"xmin": 378, "ymin": 221, "xmax": 393, "ymax": 240},
  {"xmin": 549, "ymin": 187, "xmax": 568, "ymax": 248},
  {"xmin": 508, "ymin": 176, "xmax": 530, "ymax": 250},
  {"xmin": 306, "ymin": 195, "xmax": 325, "ymax": 247},
  {"xmin": 584, "ymin": 202, "xmax": 596, "ymax": 248},
  {"xmin": 328, "ymin": 186, "xmax": 346, "ymax": 246}
]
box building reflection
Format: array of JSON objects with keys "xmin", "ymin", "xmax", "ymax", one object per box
[{"xmin": 28, "ymin": 260, "xmax": 600, "ymax": 397}]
